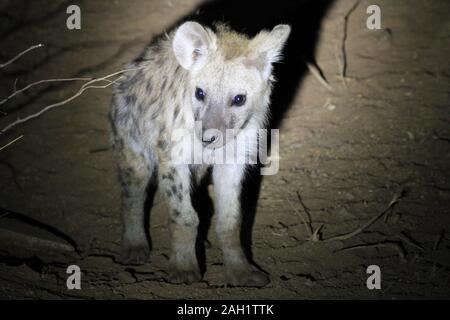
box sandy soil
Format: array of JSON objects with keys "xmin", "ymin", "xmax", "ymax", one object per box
[{"xmin": 0, "ymin": 0, "xmax": 449, "ymax": 299}]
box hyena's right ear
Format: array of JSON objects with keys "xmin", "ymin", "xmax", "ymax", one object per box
[{"xmin": 172, "ymin": 21, "xmax": 217, "ymax": 71}]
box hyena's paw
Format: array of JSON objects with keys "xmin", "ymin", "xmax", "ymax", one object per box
[
  {"xmin": 119, "ymin": 243, "xmax": 150, "ymax": 265},
  {"xmin": 226, "ymin": 266, "xmax": 270, "ymax": 287},
  {"xmin": 168, "ymin": 265, "xmax": 201, "ymax": 284}
]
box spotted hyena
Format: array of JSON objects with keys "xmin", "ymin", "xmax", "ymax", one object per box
[{"xmin": 109, "ymin": 21, "xmax": 291, "ymax": 286}]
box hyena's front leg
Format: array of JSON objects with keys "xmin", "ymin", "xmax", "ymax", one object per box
[
  {"xmin": 213, "ymin": 164, "xmax": 270, "ymax": 287},
  {"xmin": 160, "ymin": 164, "xmax": 201, "ymax": 284},
  {"xmin": 116, "ymin": 146, "xmax": 153, "ymax": 265}
]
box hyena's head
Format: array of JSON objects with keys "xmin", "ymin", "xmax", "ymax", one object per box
[{"xmin": 172, "ymin": 21, "xmax": 291, "ymax": 148}]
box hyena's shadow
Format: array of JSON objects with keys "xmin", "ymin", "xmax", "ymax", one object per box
[{"xmin": 145, "ymin": 0, "xmax": 334, "ymax": 271}]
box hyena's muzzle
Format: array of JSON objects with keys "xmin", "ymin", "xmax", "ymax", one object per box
[{"xmin": 195, "ymin": 102, "xmax": 228, "ymax": 149}]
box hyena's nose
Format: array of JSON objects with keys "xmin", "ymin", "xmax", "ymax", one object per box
[{"xmin": 202, "ymin": 130, "xmax": 220, "ymax": 146}]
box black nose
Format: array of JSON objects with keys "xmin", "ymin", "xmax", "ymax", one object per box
[
  {"xmin": 202, "ymin": 131, "xmax": 218, "ymax": 144},
  {"xmin": 202, "ymin": 136, "xmax": 216, "ymax": 144}
]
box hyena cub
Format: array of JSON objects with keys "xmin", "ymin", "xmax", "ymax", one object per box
[{"xmin": 109, "ymin": 21, "xmax": 290, "ymax": 287}]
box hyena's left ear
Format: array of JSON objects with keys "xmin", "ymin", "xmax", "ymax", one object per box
[
  {"xmin": 172, "ymin": 21, "xmax": 217, "ymax": 71},
  {"xmin": 249, "ymin": 24, "xmax": 291, "ymax": 80}
]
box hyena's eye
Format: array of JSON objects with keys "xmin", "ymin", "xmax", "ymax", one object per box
[
  {"xmin": 231, "ymin": 94, "xmax": 246, "ymax": 107},
  {"xmin": 195, "ymin": 87, "xmax": 205, "ymax": 101}
]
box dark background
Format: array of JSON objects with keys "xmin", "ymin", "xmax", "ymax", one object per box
[{"xmin": 0, "ymin": 0, "xmax": 449, "ymax": 299}]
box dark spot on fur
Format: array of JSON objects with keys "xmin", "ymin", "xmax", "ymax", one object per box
[
  {"xmin": 109, "ymin": 115, "xmax": 118, "ymax": 137},
  {"xmin": 118, "ymin": 70, "xmax": 144, "ymax": 92},
  {"xmin": 177, "ymin": 192, "xmax": 183, "ymax": 202},
  {"xmin": 145, "ymin": 81, "xmax": 152, "ymax": 94},
  {"xmin": 166, "ymin": 189, "xmax": 172, "ymax": 197},
  {"xmin": 194, "ymin": 108, "xmax": 200, "ymax": 121},
  {"xmin": 173, "ymin": 209, "xmax": 181, "ymax": 217},
  {"xmin": 137, "ymin": 102, "xmax": 147, "ymax": 113},
  {"xmin": 112, "ymin": 138, "xmax": 124, "ymax": 152},
  {"xmin": 161, "ymin": 79, "xmax": 167, "ymax": 92},
  {"xmin": 125, "ymin": 94, "xmax": 137, "ymax": 106},
  {"xmin": 171, "ymin": 185, "xmax": 178, "ymax": 194},
  {"xmin": 174, "ymin": 105, "xmax": 180, "ymax": 119},
  {"xmin": 240, "ymin": 115, "xmax": 251, "ymax": 130},
  {"xmin": 162, "ymin": 172, "xmax": 174, "ymax": 181},
  {"xmin": 122, "ymin": 167, "xmax": 134, "ymax": 181},
  {"xmin": 229, "ymin": 115, "xmax": 237, "ymax": 128},
  {"xmin": 157, "ymin": 139, "xmax": 168, "ymax": 150},
  {"xmin": 167, "ymin": 80, "xmax": 174, "ymax": 93},
  {"xmin": 153, "ymin": 44, "xmax": 163, "ymax": 54},
  {"xmin": 122, "ymin": 187, "xmax": 130, "ymax": 198},
  {"xmin": 150, "ymin": 108, "xmax": 160, "ymax": 120},
  {"xmin": 188, "ymin": 165, "xmax": 197, "ymax": 175}
]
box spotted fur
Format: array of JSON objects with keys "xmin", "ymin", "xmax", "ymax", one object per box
[{"xmin": 109, "ymin": 21, "xmax": 290, "ymax": 286}]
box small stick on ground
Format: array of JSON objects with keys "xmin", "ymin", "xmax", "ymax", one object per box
[
  {"xmin": 286, "ymin": 196, "xmax": 313, "ymax": 237},
  {"xmin": 433, "ymin": 229, "xmax": 445, "ymax": 250},
  {"xmin": 286, "ymin": 190, "xmax": 324, "ymax": 241},
  {"xmin": 0, "ymin": 228, "xmax": 76, "ymax": 254},
  {"xmin": 295, "ymin": 191, "xmax": 314, "ymax": 235},
  {"xmin": 398, "ymin": 231, "xmax": 425, "ymax": 252},
  {"xmin": 0, "ymin": 135, "xmax": 24, "ymax": 151},
  {"xmin": 0, "ymin": 212, "xmax": 11, "ymax": 219},
  {"xmin": 0, "ymin": 67, "xmax": 145, "ymax": 134},
  {"xmin": 0, "ymin": 44, "xmax": 43, "ymax": 69},
  {"xmin": 336, "ymin": 241, "xmax": 407, "ymax": 261},
  {"xmin": 303, "ymin": 58, "xmax": 334, "ymax": 92},
  {"xmin": 334, "ymin": 43, "xmax": 345, "ymax": 86},
  {"xmin": 89, "ymin": 146, "xmax": 110, "ymax": 154},
  {"xmin": 323, "ymin": 189, "xmax": 406, "ymax": 242},
  {"xmin": 337, "ymin": 0, "xmax": 361, "ymax": 86}
]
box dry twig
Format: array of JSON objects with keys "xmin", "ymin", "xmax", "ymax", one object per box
[
  {"xmin": 0, "ymin": 44, "xmax": 43, "ymax": 69},
  {"xmin": 303, "ymin": 59, "xmax": 334, "ymax": 92},
  {"xmin": 336, "ymin": 241, "xmax": 407, "ymax": 261},
  {"xmin": 286, "ymin": 196, "xmax": 313, "ymax": 237},
  {"xmin": 433, "ymin": 230, "xmax": 445, "ymax": 250},
  {"xmin": 0, "ymin": 77, "xmax": 93, "ymax": 106},
  {"xmin": 0, "ymin": 67, "xmax": 144, "ymax": 134},
  {"xmin": 0, "ymin": 135, "xmax": 23, "ymax": 151},
  {"xmin": 337, "ymin": 0, "xmax": 361, "ymax": 86},
  {"xmin": 285, "ymin": 189, "xmax": 325, "ymax": 241},
  {"xmin": 398, "ymin": 231, "xmax": 425, "ymax": 252},
  {"xmin": 0, "ymin": 228, "xmax": 75, "ymax": 254},
  {"xmin": 323, "ymin": 190, "xmax": 405, "ymax": 242}
]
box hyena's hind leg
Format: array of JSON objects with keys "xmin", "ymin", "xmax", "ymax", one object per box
[
  {"xmin": 115, "ymin": 142, "xmax": 156, "ymax": 265},
  {"xmin": 160, "ymin": 164, "xmax": 201, "ymax": 284}
]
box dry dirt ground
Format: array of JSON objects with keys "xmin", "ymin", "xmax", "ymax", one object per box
[{"xmin": 0, "ymin": 0, "xmax": 449, "ymax": 299}]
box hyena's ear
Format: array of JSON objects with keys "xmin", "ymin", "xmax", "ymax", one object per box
[
  {"xmin": 172, "ymin": 21, "xmax": 217, "ymax": 71},
  {"xmin": 249, "ymin": 24, "xmax": 291, "ymax": 79}
]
